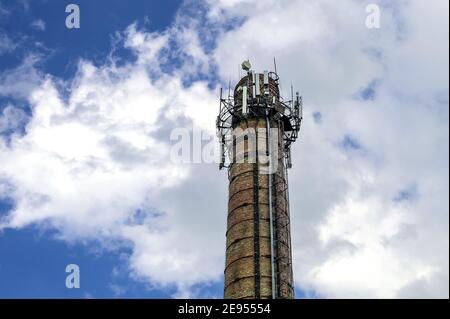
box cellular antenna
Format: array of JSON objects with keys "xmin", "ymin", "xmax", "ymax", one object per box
[{"xmin": 242, "ymin": 59, "xmax": 252, "ymax": 71}]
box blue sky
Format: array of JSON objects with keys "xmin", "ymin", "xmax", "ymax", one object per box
[
  {"xmin": 0, "ymin": 0, "xmax": 306, "ymax": 299},
  {"xmin": 0, "ymin": 0, "xmax": 196, "ymax": 299},
  {"xmin": 1, "ymin": 0, "xmax": 179, "ymax": 74},
  {"xmin": 0, "ymin": 0, "xmax": 448, "ymax": 299}
]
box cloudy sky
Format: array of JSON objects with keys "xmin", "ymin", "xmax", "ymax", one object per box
[{"xmin": 0, "ymin": 0, "xmax": 448, "ymax": 298}]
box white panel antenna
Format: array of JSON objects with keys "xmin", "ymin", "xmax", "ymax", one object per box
[
  {"xmin": 242, "ymin": 86, "xmax": 248, "ymax": 114},
  {"xmin": 263, "ymin": 71, "xmax": 269, "ymax": 95},
  {"xmin": 255, "ymin": 73, "xmax": 261, "ymax": 96}
]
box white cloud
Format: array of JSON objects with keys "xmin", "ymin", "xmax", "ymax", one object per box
[
  {"xmin": 31, "ymin": 19, "xmax": 46, "ymax": 31},
  {"xmin": 0, "ymin": 55, "xmax": 43, "ymax": 99},
  {"xmin": 0, "ymin": 32, "xmax": 16, "ymax": 55},
  {"xmin": 313, "ymin": 196, "xmax": 440, "ymax": 298},
  {"xmin": 209, "ymin": 0, "xmax": 449, "ymax": 298},
  {"xmin": 0, "ymin": 2, "xmax": 10, "ymax": 16},
  {"xmin": 0, "ymin": 17, "xmax": 223, "ymax": 296},
  {"xmin": 0, "ymin": 0, "xmax": 448, "ymax": 298},
  {"xmin": 0, "ymin": 104, "xmax": 28, "ymax": 134}
]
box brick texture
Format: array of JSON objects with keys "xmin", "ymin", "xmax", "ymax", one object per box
[{"xmin": 224, "ymin": 116, "xmax": 294, "ymax": 299}]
